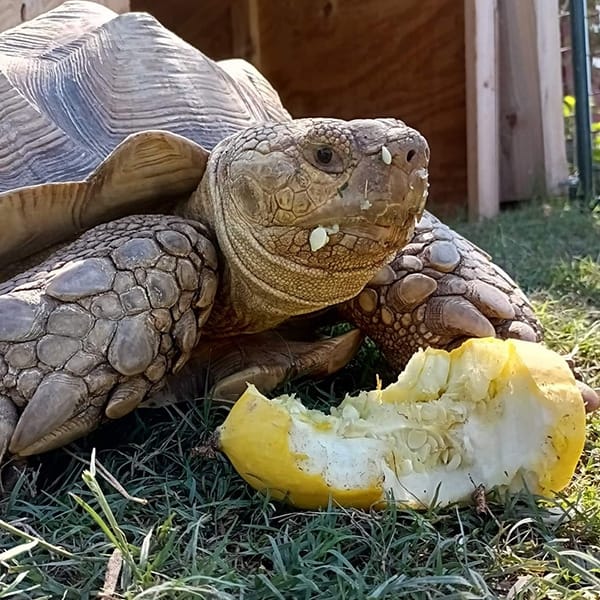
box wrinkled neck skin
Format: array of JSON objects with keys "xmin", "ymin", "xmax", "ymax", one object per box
[{"xmin": 181, "ymin": 144, "xmax": 416, "ymax": 337}]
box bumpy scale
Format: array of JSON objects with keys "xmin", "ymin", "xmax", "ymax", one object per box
[
  {"xmin": 0, "ymin": 215, "xmax": 218, "ymax": 457},
  {"xmin": 0, "ymin": 2, "xmax": 596, "ymax": 465},
  {"xmin": 340, "ymin": 213, "xmax": 541, "ymax": 369}
]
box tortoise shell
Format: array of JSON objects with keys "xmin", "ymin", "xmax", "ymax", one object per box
[{"xmin": 0, "ymin": 0, "xmax": 290, "ymax": 264}]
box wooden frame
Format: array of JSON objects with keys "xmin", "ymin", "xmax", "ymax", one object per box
[
  {"xmin": 3, "ymin": 0, "xmax": 569, "ymax": 220},
  {"xmin": 498, "ymin": 0, "xmax": 568, "ymax": 204},
  {"xmin": 465, "ymin": 0, "xmax": 500, "ymax": 220},
  {"xmin": 533, "ymin": 0, "xmax": 569, "ymax": 195},
  {"xmin": 465, "ymin": 0, "xmax": 568, "ymax": 220}
]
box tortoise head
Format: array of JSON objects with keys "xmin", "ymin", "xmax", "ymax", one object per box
[{"xmin": 190, "ymin": 118, "xmax": 429, "ymax": 331}]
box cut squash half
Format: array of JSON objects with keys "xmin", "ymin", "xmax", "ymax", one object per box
[{"xmin": 216, "ymin": 338, "xmax": 586, "ymax": 509}]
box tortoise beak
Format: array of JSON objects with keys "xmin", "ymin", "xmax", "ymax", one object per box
[
  {"xmin": 307, "ymin": 120, "xmax": 429, "ymax": 232},
  {"xmin": 356, "ymin": 120, "xmax": 430, "ymax": 228}
]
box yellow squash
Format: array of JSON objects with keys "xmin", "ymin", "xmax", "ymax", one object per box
[{"xmin": 216, "ymin": 338, "xmax": 586, "ymax": 509}]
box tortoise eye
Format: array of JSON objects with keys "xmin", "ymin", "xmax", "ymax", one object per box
[
  {"xmin": 315, "ymin": 146, "xmax": 334, "ymax": 165},
  {"xmin": 306, "ymin": 142, "xmax": 345, "ymax": 174}
]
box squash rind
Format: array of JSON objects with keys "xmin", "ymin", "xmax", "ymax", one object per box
[{"xmin": 217, "ymin": 338, "xmax": 586, "ymax": 509}]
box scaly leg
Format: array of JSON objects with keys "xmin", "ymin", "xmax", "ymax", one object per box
[
  {"xmin": 0, "ymin": 215, "xmax": 218, "ymax": 459},
  {"xmin": 143, "ymin": 328, "xmax": 364, "ymax": 406},
  {"xmin": 339, "ymin": 212, "xmax": 540, "ymax": 368},
  {"xmin": 339, "ymin": 212, "xmax": 599, "ymax": 410}
]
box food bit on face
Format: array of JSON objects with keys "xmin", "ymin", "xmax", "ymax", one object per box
[
  {"xmin": 308, "ymin": 224, "xmax": 340, "ymax": 252},
  {"xmin": 360, "ymin": 180, "xmax": 372, "ymax": 211},
  {"xmin": 309, "ymin": 226, "xmax": 330, "ymax": 251},
  {"xmin": 381, "ymin": 145, "xmax": 393, "ymax": 165},
  {"xmin": 410, "ymin": 168, "xmax": 429, "ymax": 192}
]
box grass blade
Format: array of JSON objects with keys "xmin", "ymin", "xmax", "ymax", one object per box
[{"xmin": 0, "ymin": 539, "xmax": 38, "ymax": 562}]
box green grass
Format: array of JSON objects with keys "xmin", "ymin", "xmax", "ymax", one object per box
[{"xmin": 1, "ymin": 199, "xmax": 599, "ymax": 599}]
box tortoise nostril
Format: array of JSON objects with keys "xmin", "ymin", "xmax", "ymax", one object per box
[{"xmin": 406, "ymin": 149, "xmax": 416, "ymax": 163}]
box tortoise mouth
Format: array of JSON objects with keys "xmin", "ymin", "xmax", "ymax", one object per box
[
  {"xmin": 340, "ymin": 222, "xmax": 404, "ymax": 244},
  {"xmin": 300, "ymin": 162, "xmax": 429, "ymax": 252},
  {"xmin": 304, "ymin": 208, "xmax": 420, "ymax": 254}
]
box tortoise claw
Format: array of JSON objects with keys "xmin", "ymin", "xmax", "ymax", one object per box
[
  {"xmin": 147, "ymin": 328, "xmax": 364, "ymax": 406},
  {"xmin": 577, "ymin": 381, "xmax": 600, "ymax": 414},
  {"xmin": 464, "ymin": 280, "xmax": 515, "ymax": 320},
  {"xmin": 0, "ymin": 395, "xmax": 17, "ymax": 463},
  {"xmin": 212, "ymin": 328, "xmax": 364, "ymax": 401},
  {"xmin": 105, "ymin": 377, "xmax": 150, "ymax": 419},
  {"xmin": 212, "ymin": 365, "xmax": 288, "ymax": 402},
  {"xmin": 9, "ymin": 373, "xmax": 98, "ymax": 456},
  {"xmin": 424, "ymin": 297, "xmax": 496, "ymax": 339},
  {"xmin": 505, "ymin": 321, "xmax": 538, "ymax": 342}
]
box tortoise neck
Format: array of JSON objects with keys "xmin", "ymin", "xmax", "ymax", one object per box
[
  {"xmin": 177, "ymin": 175, "xmax": 216, "ymax": 236},
  {"xmin": 180, "ymin": 157, "xmax": 342, "ymax": 335},
  {"xmin": 178, "ymin": 163, "xmax": 280, "ymax": 335},
  {"xmin": 179, "ymin": 150, "xmax": 395, "ymax": 337}
]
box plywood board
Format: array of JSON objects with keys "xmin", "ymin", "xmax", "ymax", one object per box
[
  {"xmin": 0, "ymin": 0, "xmax": 129, "ymax": 32},
  {"xmin": 498, "ymin": 0, "xmax": 567, "ymax": 201},
  {"xmin": 498, "ymin": 0, "xmax": 543, "ymax": 201}
]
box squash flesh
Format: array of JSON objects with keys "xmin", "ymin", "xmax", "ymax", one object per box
[{"xmin": 217, "ymin": 338, "xmax": 586, "ymax": 509}]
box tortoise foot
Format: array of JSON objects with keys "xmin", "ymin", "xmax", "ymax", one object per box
[
  {"xmin": 0, "ymin": 215, "xmax": 218, "ymax": 457},
  {"xmin": 340, "ymin": 211, "xmax": 542, "ymax": 370},
  {"xmin": 146, "ymin": 328, "xmax": 364, "ymax": 406},
  {"xmin": 577, "ymin": 381, "xmax": 600, "ymax": 414}
]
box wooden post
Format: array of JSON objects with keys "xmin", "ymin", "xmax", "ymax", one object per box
[
  {"xmin": 464, "ymin": 0, "xmax": 500, "ymax": 220},
  {"xmin": 498, "ymin": 0, "xmax": 568, "ymax": 202},
  {"xmin": 0, "ymin": 0, "xmax": 129, "ymax": 32},
  {"xmin": 535, "ymin": 0, "xmax": 569, "ymax": 195}
]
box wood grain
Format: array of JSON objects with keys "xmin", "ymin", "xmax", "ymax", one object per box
[
  {"xmin": 534, "ymin": 0, "xmax": 568, "ymax": 195},
  {"xmin": 250, "ymin": 0, "xmax": 468, "ymax": 212},
  {"xmin": 498, "ymin": 0, "xmax": 568, "ymax": 202},
  {"xmin": 498, "ymin": 0, "xmax": 544, "ymax": 201}
]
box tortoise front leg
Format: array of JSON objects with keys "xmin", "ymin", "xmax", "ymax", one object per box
[
  {"xmin": 338, "ymin": 211, "xmax": 542, "ymax": 370},
  {"xmin": 339, "ymin": 212, "xmax": 599, "ymax": 411},
  {"xmin": 0, "ymin": 215, "xmax": 218, "ymax": 459},
  {"xmin": 145, "ymin": 328, "xmax": 364, "ymax": 406}
]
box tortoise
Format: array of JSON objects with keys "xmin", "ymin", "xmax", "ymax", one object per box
[{"xmin": 0, "ymin": 1, "xmax": 593, "ymax": 464}]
